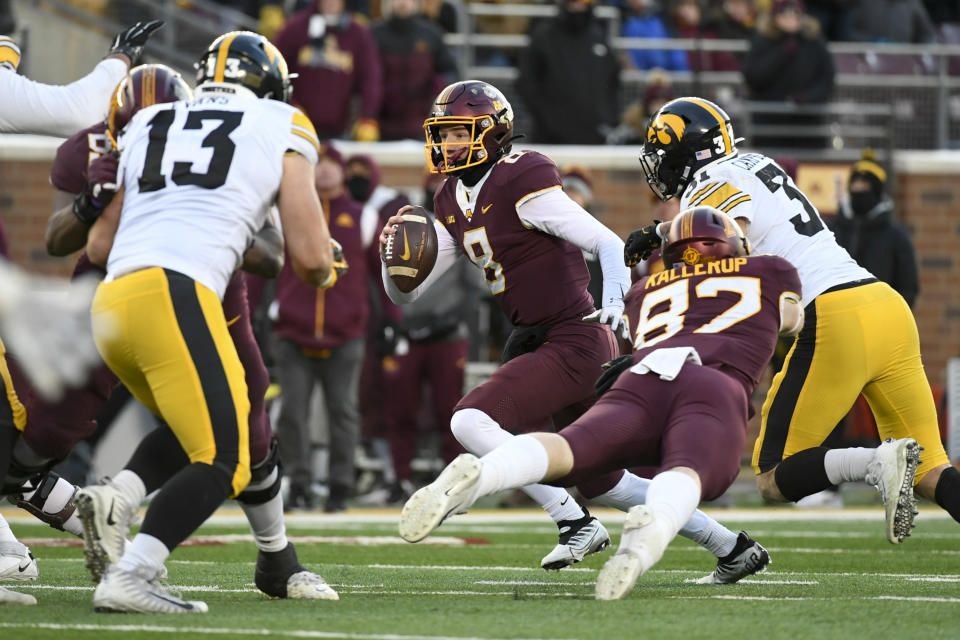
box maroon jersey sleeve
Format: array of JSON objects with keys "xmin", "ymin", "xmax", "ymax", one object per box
[
  {"xmin": 489, "ymin": 150, "xmax": 562, "ymax": 208},
  {"xmin": 49, "ymin": 123, "xmax": 111, "ymax": 194}
]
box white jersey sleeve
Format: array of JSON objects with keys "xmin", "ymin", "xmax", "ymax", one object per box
[
  {"xmin": 681, "ymin": 153, "xmax": 873, "ymax": 306},
  {"xmin": 107, "ymin": 95, "xmax": 313, "ymax": 298},
  {"xmin": 287, "ymin": 108, "xmax": 320, "ymax": 165},
  {"xmin": 0, "ymin": 58, "xmax": 127, "ymax": 136}
]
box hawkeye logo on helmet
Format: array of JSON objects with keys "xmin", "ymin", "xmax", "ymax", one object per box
[{"xmin": 648, "ymin": 113, "xmax": 686, "ymax": 145}]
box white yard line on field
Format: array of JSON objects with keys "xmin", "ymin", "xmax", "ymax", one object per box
[{"xmin": 0, "ymin": 623, "xmax": 568, "ymax": 640}]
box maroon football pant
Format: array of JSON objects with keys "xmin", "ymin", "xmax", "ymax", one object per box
[
  {"xmin": 455, "ymin": 318, "xmax": 618, "ymax": 431},
  {"xmin": 558, "ymin": 364, "xmax": 749, "ymax": 502},
  {"xmin": 383, "ymin": 338, "xmax": 468, "ymax": 481}
]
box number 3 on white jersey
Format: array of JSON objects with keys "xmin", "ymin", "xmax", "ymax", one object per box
[{"xmin": 634, "ymin": 277, "xmax": 761, "ymax": 349}]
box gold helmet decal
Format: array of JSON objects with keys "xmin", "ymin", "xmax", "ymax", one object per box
[
  {"xmin": 681, "ymin": 247, "xmax": 701, "ymax": 266},
  {"xmin": 648, "ymin": 113, "xmax": 687, "ymax": 145}
]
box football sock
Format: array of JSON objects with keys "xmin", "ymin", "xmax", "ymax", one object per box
[
  {"xmin": 240, "ymin": 493, "xmax": 287, "ymax": 552},
  {"xmin": 476, "ymin": 434, "xmax": 550, "ymax": 499},
  {"xmin": 646, "ymin": 471, "xmax": 701, "ymax": 542},
  {"xmin": 681, "ymin": 509, "xmax": 740, "ymax": 558},
  {"xmin": 591, "ymin": 471, "xmax": 738, "ymax": 558},
  {"xmin": 453, "ymin": 409, "xmax": 585, "ymax": 522},
  {"xmin": 111, "ymin": 469, "xmax": 147, "ymax": 512},
  {"xmin": 774, "ymin": 447, "xmax": 833, "ymax": 502},
  {"xmin": 117, "ymin": 532, "xmax": 169, "ymax": 577},
  {"xmin": 824, "ymin": 447, "xmax": 875, "ymax": 484},
  {"xmin": 139, "ymin": 462, "xmax": 231, "ymax": 550},
  {"xmin": 934, "ymin": 466, "xmax": 960, "ymax": 524},
  {"xmin": 0, "ymin": 514, "xmax": 17, "ymax": 544},
  {"xmin": 239, "ymin": 465, "xmax": 288, "ymax": 554},
  {"xmin": 124, "ymin": 425, "xmax": 189, "ymax": 493}
]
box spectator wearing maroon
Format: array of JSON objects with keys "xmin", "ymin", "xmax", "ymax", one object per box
[
  {"xmin": 272, "ymin": 0, "xmax": 383, "ymax": 140},
  {"xmin": 371, "ymin": 0, "xmax": 458, "ymax": 141},
  {"xmin": 343, "ymin": 154, "xmax": 407, "ymax": 489},
  {"xmin": 381, "ymin": 259, "xmax": 477, "ymax": 503},
  {"xmin": 272, "ymin": 143, "xmax": 369, "ymax": 512}
]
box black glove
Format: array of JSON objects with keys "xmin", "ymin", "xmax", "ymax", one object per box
[
  {"xmin": 108, "ymin": 20, "xmax": 164, "ymax": 66},
  {"xmin": 624, "ymin": 220, "xmax": 663, "ymax": 267},
  {"xmin": 72, "ymin": 152, "xmax": 119, "ymax": 225},
  {"xmin": 594, "ymin": 354, "xmax": 634, "ymax": 397}
]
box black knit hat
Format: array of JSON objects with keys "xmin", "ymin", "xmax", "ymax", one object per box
[{"xmin": 849, "ymin": 148, "xmax": 886, "ymax": 195}]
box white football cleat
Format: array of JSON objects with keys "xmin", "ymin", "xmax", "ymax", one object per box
[
  {"xmin": 93, "ymin": 565, "xmax": 207, "ymax": 614},
  {"xmin": 541, "ymin": 511, "xmax": 610, "ymax": 570},
  {"xmin": 74, "ymin": 483, "xmax": 134, "ymax": 582},
  {"xmin": 866, "ymin": 438, "xmax": 921, "ymax": 544},
  {"xmin": 0, "ymin": 542, "xmax": 38, "ymax": 581},
  {"xmin": 0, "ymin": 585, "xmax": 36, "ymax": 605},
  {"xmin": 254, "ymin": 543, "xmax": 338, "ymax": 600},
  {"xmin": 399, "ymin": 454, "xmax": 481, "ymax": 543},
  {"xmin": 286, "ymin": 571, "xmax": 340, "ymax": 601},
  {"xmin": 595, "ymin": 505, "xmax": 668, "ymax": 601}
]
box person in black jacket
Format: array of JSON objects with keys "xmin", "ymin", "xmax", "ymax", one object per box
[
  {"xmin": 517, "ymin": 0, "xmax": 620, "ymax": 144},
  {"xmin": 740, "ymin": 0, "xmax": 835, "ymax": 149},
  {"xmin": 831, "ymin": 150, "xmax": 919, "ymax": 307}
]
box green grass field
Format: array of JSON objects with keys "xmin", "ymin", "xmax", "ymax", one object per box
[{"xmin": 2, "ymin": 506, "xmax": 959, "ymax": 639}]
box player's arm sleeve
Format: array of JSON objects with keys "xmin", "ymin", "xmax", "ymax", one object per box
[
  {"xmin": 0, "ymin": 58, "xmax": 127, "ymax": 136},
  {"xmin": 381, "ymin": 218, "xmax": 458, "ymax": 305},
  {"xmin": 518, "ymin": 188, "xmax": 631, "ymax": 310},
  {"xmin": 287, "ymin": 109, "xmax": 320, "ymax": 165}
]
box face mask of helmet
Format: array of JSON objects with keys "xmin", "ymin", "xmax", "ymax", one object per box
[{"xmin": 849, "ymin": 191, "xmax": 880, "ymax": 217}]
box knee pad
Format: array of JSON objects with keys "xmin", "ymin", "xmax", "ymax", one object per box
[
  {"xmin": 236, "ymin": 437, "xmax": 282, "ymax": 506},
  {"xmin": 449, "ymin": 408, "xmax": 507, "ymax": 456}
]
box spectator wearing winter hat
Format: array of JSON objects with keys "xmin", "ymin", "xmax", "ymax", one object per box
[
  {"xmin": 272, "ymin": 143, "xmax": 369, "ymax": 512},
  {"xmin": 830, "ymin": 150, "xmax": 918, "ymax": 307},
  {"xmin": 741, "ymin": 0, "xmax": 835, "ymax": 149}
]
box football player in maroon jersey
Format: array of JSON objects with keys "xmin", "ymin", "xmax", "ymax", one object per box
[
  {"xmin": 399, "ymin": 206, "xmax": 805, "ymax": 599},
  {"xmin": 380, "ymin": 80, "xmax": 633, "ymax": 569}
]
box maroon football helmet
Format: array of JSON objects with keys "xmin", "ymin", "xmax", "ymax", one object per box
[
  {"xmin": 423, "ymin": 80, "xmax": 514, "ymax": 175},
  {"xmin": 662, "ymin": 206, "xmax": 750, "ymax": 268},
  {"xmin": 107, "ymin": 64, "xmax": 193, "ymax": 145}
]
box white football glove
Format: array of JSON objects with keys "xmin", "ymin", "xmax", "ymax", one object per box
[
  {"xmin": 0, "ymin": 263, "xmax": 108, "ymax": 400},
  {"xmin": 582, "ymin": 303, "xmax": 626, "ymax": 333}
]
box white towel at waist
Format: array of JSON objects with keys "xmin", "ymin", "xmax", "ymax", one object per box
[{"xmin": 630, "ymin": 346, "xmax": 702, "ymax": 381}]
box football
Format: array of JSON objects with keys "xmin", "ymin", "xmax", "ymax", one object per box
[{"xmin": 380, "ymin": 207, "xmax": 438, "ymax": 293}]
